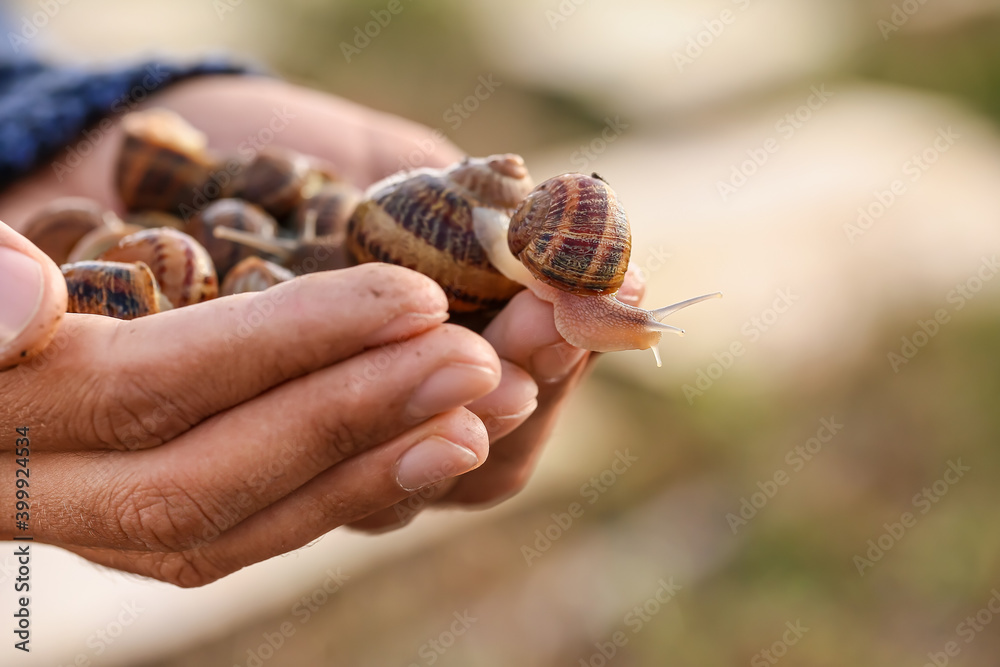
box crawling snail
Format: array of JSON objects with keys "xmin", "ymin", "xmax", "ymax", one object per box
[
  {"xmin": 217, "ymin": 153, "xmax": 721, "ymax": 365},
  {"xmin": 36, "ymin": 108, "xmax": 721, "ymax": 367},
  {"xmin": 350, "ymin": 156, "xmax": 720, "ymax": 365}
]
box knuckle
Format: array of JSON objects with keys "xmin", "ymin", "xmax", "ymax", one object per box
[
  {"xmin": 148, "ymin": 551, "xmax": 230, "ymax": 589},
  {"xmin": 92, "ymin": 357, "xmax": 200, "ymax": 452},
  {"xmin": 114, "ymin": 480, "xmax": 221, "ymax": 552},
  {"xmin": 319, "ymin": 415, "xmax": 365, "ymax": 461}
]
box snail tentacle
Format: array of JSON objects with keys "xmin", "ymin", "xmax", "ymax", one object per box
[{"xmin": 650, "ymin": 292, "xmax": 724, "ymax": 322}]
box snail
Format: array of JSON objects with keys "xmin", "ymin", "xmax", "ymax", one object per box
[
  {"xmin": 116, "ymin": 108, "xmax": 223, "ymax": 215},
  {"xmin": 346, "ymin": 154, "xmax": 535, "ymax": 312},
  {"xmin": 99, "ymin": 228, "xmax": 218, "ymax": 308},
  {"xmin": 186, "ymin": 199, "xmax": 278, "ymax": 278},
  {"xmin": 22, "ymin": 198, "xmax": 112, "ymax": 265},
  {"xmin": 289, "ymin": 181, "xmax": 362, "ymax": 239},
  {"xmin": 209, "ymin": 188, "xmax": 359, "ymax": 275},
  {"xmin": 234, "ymin": 147, "xmax": 338, "ymax": 219},
  {"xmin": 477, "ymin": 171, "xmax": 721, "ymax": 366},
  {"xmin": 221, "ymin": 256, "xmax": 294, "ymax": 295},
  {"xmin": 62, "ymin": 261, "xmax": 171, "ymax": 319},
  {"xmin": 215, "ymin": 154, "xmax": 721, "ymax": 364},
  {"xmin": 94, "ymin": 108, "xmax": 722, "ymax": 365}
]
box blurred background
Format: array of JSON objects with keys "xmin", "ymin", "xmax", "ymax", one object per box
[{"xmin": 5, "ymin": 0, "xmax": 1000, "ymax": 665}]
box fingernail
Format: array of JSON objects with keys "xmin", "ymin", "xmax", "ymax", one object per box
[
  {"xmin": 480, "ymin": 398, "xmax": 538, "ymax": 435},
  {"xmin": 0, "ymin": 247, "xmax": 44, "ymax": 348},
  {"xmin": 395, "ymin": 435, "xmax": 480, "ymax": 492},
  {"xmin": 530, "ymin": 342, "xmax": 587, "ymax": 383},
  {"xmin": 371, "ymin": 311, "xmax": 448, "ymax": 345},
  {"xmin": 407, "ymin": 362, "xmax": 498, "ymax": 420}
]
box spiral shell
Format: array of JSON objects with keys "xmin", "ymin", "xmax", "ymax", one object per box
[
  {"xmin": 116, "ymin": 108, "xmax": 220, "ymax": 215},
  {"xmin": 236, "ymin": 147, "xmax": 317, "ymax": 219},
  {"xmin": 99, "ymin": 228, "xmax": 218, "ymax": 308},
  {"xmin": 22, "ymin": 198, "xmax": 110, "ymax": 265},
  {"xmin": 63, "ymin": 261, "xmax": 169, "ymax": 319},
  {"xmin": 291, "ymin": 181, "xmax": 362, "ymax": 240},
  {"xmin": 445, "ymin": 154, "xmax": 534, "ymax": 211},
  {"xmin": 347, "ymin": 154, "xmax": 534, "ymax": 312},
  {"xmin": 221, "ymin": 256, "xmax": 294, "ymax": 295},
  {"xmin": 66, "ymin": 222, "xmax": 144, "ymax": 263},
  {"xmin": 508, "ymin": 173, "xmax": 630, "ymax": 296},
  {"xmin": 186, "ymin": 199, "xmax": 278, "ymax": 278}
]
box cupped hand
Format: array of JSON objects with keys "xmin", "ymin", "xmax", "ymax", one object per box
[{"xmin": 0, "ymin": 75, "xmax": 640, "ymax": 582}]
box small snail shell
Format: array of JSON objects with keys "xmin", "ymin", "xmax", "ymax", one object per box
[
  {"xmin": 62, "ymin": 260, "xmax": 171, "ymax": 319},
  {"xmin": 99, "ymin": 228, "xmax": 218, "ymax": 308},
  {"xmin": 474, "ymin": 172, "xmax": 721, "ymax": 366},
  {"xmin": 220, "ymin": 256, "xmax": 294, "ymax": 295},
  {"xmin": 66, "ymin": 221, "xmax": 144, "ymax": 263},
  {"xmin": 186, "ymin": 199, "xmax": 278, "ymax": 278},
  {"xmin": 235, "ymin": 147, "xmax": 328, "ymax": 219},
  {"xmin": 116, "ymin": 108, "xmax": 221, "ymax": 214},
  {"xmin": 22, "ymin": 197, "xmax": 111, "ymax": 265},
  {"xmin": 347, "ymin": 154, "xmax": 535, "ymax": 313},
  {"xmin": 290, "ymin": 181, "xmax": 362, "ymax": 240}
]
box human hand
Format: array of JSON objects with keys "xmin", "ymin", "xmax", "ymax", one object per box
[{"xmin": 0, "ymin": 75, "xmax": 639, "ymax": 581}]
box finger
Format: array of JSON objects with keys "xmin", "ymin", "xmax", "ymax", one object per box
[
  {"xmin": 0, "ymin": 220, "xmax": 67, "ymax": 368},
  {"xmin": 347, "ymin": 479, "xmax": 456, "ymax": 534},
  {"xmin": 26, "ymin": 324, "xmax": 499, "ymax": 550},
  {"xmin": 357, "ymin": 276, "xmax": 650, "ymax": 513},
  {"xmin": 618, "ymin": 265, "xmax": 647, "ymax": 306},
  {"xmin": 62, "ymin": 409, "xmax": 488, "ymax": 587},
  {"xmin": 466, "ymin": 359, "xmax": 538, "ymax": 440},
  {"xmin": 481, "ymin": 290, "xmax": 589, "ymax": 384},
  {"xmin": 7, "ymin": 263, "xmax": 450, "ymax": 452}
]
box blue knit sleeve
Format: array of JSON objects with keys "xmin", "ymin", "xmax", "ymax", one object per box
[{"xmin": 0, "ymin": 57, "xmax": 249, "ymax": 188}]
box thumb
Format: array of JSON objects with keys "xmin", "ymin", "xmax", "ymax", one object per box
[{"xmin": 0, "ymin": 220, "xmax": 68, "ymax": 368}]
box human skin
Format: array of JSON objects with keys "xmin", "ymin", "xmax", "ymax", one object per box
[{"xmin": 0, "ymin": 76, "xmax": 644, "ymax": 586}]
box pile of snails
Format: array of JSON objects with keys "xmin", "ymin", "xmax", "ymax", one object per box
[{"xmin": 26, "ymin": 108, "xmax": 720, "ymax": 366}]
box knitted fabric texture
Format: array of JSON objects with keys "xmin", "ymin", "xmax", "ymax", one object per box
[{"xmin": 0, "ymin": 58, "xmax": 247, "ymax": 188}]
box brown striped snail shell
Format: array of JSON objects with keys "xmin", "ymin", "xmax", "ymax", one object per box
[
  {"xmin": 99, "ymin": 228, "xmax": 218, "ymax": 308},
  {"xmin": 235, "ymin": 147, "xmax": 319, "ymax": 219},
  {"xmin": 508, "ymin": 172, "xmax": 630, "ymax": 296},
  {"xmin": 116, "ymin": 108, "xmax": 221, "ymax": 215},
  {"xmin": 186, "ymin": 199, "xmax": 278, "ymax": 279},
  {"xmin": 346, "ymin": 154, "xmax": 535, "ymax": 313},
  {"xmin": 62, "ymin": 260, "xmax": 171, "ymax": 319},
  {"xmin": 22, "ymin": 197, "xmax": 111, "ymax": 265},
  {"xmin": 221, "ymin": 256, "xmax": 294, "ymax": 295},
  {"xmin": 66, "ymin": 221, "xmax": 144, "ymax": 263}
]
